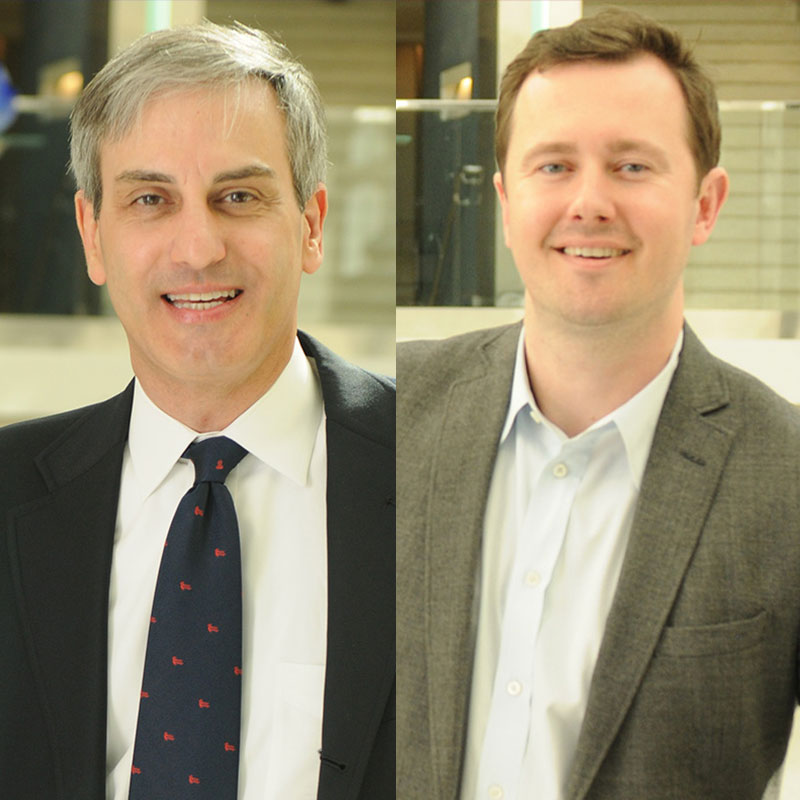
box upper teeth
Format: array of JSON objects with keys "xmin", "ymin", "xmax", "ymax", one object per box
[
  {"xmin": 563, "ymin": 247, "xmax": 626, "ymax": 258},
  {"xmin": 167, "ymin": 289, "xmax": 238, "ymax": 302}
]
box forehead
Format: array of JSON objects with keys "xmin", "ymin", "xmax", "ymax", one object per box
[
  {"xmin": 508, "ymin": 54, "xmax": 691, "ymax": 154},
  {"xmin": 99, "ymin": 82, "xmax": 289, "ymax": 177}
]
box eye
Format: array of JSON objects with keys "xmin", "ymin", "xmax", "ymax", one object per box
[
  {"xmin": 133, "ymin": 193, "xmax": 163, "ymax": 206},
  {"xmin": 620, "ymin": 163, "xmax": 648, "ymax": 174},
  {"xmin": 222, "ymin": 190, "xmax": 256, "ymax": 204},
  {"xmin": 540, "ymin": 163, "xmax": 568, "ymax": 175}
]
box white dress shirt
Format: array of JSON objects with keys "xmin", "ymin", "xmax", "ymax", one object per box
[
  {"xmin": 460, "ymin": 328, "xmax": 683, "ymax": 800},
  {"xmin": 106, "ymin": 338, "xmax": 328, "ymax": 800}
]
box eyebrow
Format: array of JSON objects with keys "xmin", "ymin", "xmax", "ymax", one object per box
[
  {"xmin": 607, "ymin": 139, "xmax": 670, "ymax": 167},
  {"xmin": 519, "ymin": 142, "xmax": 577, "ymax": 172},
  {"xmin": 212, "ymin": 164, "xmax": 277, "ymax": 183},
  {"xmin": 113, "ymin": 163, "xmax": 278, "ymax": 185},
  {"xmin": 115, "ymin": 169, "xmax": 174, "ymax": 185}
]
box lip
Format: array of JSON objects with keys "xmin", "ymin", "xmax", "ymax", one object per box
[
  {"xmin": 554, "ymin": 240, "xmax": 630, "ymax": 249},
  {"xmin": 555, "ymin": 243, "xmax": 632, "ymax": 254},
  {"xmin": 161, "ymin": 287, "xmax": 243, "ymax": 322},
  {"xmin": 553, "ymin": 245, "xmax": 632, "ymax": 266}
]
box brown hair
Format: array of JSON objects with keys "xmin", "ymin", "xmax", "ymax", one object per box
[{"xmin": 495, "ymin": 8, "xmax": 720, "ymax": 183}]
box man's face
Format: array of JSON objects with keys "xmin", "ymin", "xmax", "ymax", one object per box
[
  {"xmin": 76, "ymin": 84, "xmax": 326, "ymax": 400},
  {"xmin": 495, "ymin": 54, "xmax": 727, "ymax": 332}
]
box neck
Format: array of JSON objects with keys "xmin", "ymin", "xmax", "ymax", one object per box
[
  {"xmin": 523, "ymin": 300, "xmax": 683, "ymax": 439},
  {"xmin": 132, "ymin": 343, "xmax": 293, "ymax": 433}
]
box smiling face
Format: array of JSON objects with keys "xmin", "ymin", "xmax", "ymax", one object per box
[
  {"xmin": 495, "ymin": 54, "xmax": 727, "ymax": 336},
  {"xmin": 75, "ymin": 83, "xmax": 326, "ymax": 420}
]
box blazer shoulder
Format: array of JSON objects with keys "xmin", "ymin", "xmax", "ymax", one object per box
[
  {"xmin": 0, "ymin": 404, "xmax": 96, "ymax": 454},
  {"xmin": 0, "ymin": 385, "xmax": 133, "ymax": 501},
  {"xmin": 325, "ymin": 359, "xmax": 395, "ymax": 447},
  {"xmin": 714, "ymin": 354, "xmax": 800, "ymax": 438},
  {"xmin": 297, "ymin": 330, "xmax": 394, "ymax": 450},
  {"xmin": 398, "ymin": 322, "xmax": 520, "ymax": 383},
  {"xmin": 670, "ymin": 331, "xmax": 800, "ymax": 476},
  {"xmin": 397, "ymin": 322, "xmax": 520, "ymax": 418}
]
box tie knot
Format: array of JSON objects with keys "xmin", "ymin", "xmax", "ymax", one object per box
[{"xmin": 184, "ymin": 436, "xmax": 248, "ymax": 484}]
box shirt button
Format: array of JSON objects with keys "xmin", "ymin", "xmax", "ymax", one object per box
[
  {"xmin": 506, "ymin": 680, "xmax": 522, "ymax": 696},
  {"xmin": 488, "ymin": 785, "xmax": 504, "ymax": 799},
  {"xmin": 553, "ymin": 462, "xmax": 569, "ymax": 478},
  {"xmin": 525, "ymin": 570, "xmax": 542, "ymax": 587}
]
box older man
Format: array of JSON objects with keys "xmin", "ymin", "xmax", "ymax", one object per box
[
  {"xmin": 398, "ymin": 9, "xmax": 800, "ymax": 800},
  {"xmin": 1, "ymin": 22, "xmax": 393, "ymax": 800}
]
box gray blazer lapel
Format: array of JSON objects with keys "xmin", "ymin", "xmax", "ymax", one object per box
[
  {"xmin": 6, "ymin": 385, "xmax": 132, "ymax": 797},
  {"xmin": 424, "ymin": 325, "xmax": 519, "ymax": 795},
  {"xmin": 567, "ymin": 327, "xmax": 737, "ymax": 800}
]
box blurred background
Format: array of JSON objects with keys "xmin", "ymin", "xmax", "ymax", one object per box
[
  {"xmin": 0, "ymin": 0, "xmax": 394, "ymax": 425},
  {"xmin": 397, "ymin": 0, "xmax": 800, "ymax": 407},
  {"xmin": 396, "ymin": 2, "xmax": 800, "ymax": 795}
]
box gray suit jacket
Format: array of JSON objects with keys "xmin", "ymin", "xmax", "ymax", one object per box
[{"xmin": 398, "ymin": 321, "xmax": 800, "ymax": 800}]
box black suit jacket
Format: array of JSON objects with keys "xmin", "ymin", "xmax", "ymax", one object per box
[{"xmin": 0, "ymin": 331, "xmax": 395, "ymax": 800}]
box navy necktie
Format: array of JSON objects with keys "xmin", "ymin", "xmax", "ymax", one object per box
[{"xmin": 129, "ymin": 436, "xmax": 248, "ymax": 799}]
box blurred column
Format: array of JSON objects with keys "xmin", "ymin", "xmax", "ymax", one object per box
[
  {"xmin": 0, "ymin": 0, "xmax": 107, "ymax": 314},
  {"xmin": 419, "ymin": 0, "xmax": 497, "ymax": 306},
  {"xmin": 109, "ymin": 0, "xmax": 205, "ymax": 52}
]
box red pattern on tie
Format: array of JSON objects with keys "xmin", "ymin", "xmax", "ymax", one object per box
[{"xmin": 129, "ymin": 437, "xmax": 247, "ymax": 798}]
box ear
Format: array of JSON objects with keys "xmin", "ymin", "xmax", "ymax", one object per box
[
  {"xmin": 692, "ymin": 166, "xmax": 729, "ymax": 246},
  {"xmin": 74, "ymin": 190, "xmax": 107, "ymax": 286},
  {"xmin": 301, "ymin": 183, "xmax": 328, "ymax": 275},
  {"xmin": 493, "ymin": 171, "xmax": 512, "ymax": 249}
]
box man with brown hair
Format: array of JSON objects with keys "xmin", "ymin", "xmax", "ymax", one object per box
[{"xmin": 398, "ymin": 9, "xmax": 800, "ymax": 799}]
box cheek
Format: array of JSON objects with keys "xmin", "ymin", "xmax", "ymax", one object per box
[
  {"xmin": 254, "ymin": 224, "xmax": 304, "ymax": 271},
  {"xmin": 632, "ymin": 183, "xmax": 697, "ymax": 229},
  {"xmin": 507, "ymin": 195, "xmax": 553, "ymax": 251},
  {"xmin": 99, "ymin": 235, "xmax": 163, "ymax": 311},
  {"xmin": 634, "ymin": 200, "xmax": 693, "ymax": 256},
  {"xmin": 240, "ymin": 215, "xmax": 296, "ymax": 257},
  {"xmin": 239, "ymin": 235, "xmax": 303, "ymax": 302}
]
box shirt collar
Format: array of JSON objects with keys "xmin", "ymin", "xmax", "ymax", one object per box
[
  {"xmin": 502, "ymin": 326, "xmax": 684, "ymax": 490},
  {"xmin": 224, "ymin": 338, "xmax": 323, "ymax": 486},
  {"xmin": 128, "ymin": 337, "xmax": 324, "ymax": 501},
  {"xmin": 612, "ymin": 330, "xmax": 682, "ymax": 489}
]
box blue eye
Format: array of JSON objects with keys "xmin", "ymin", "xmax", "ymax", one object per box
[
  {"xmin": 540, "ymin": 164, "xmax": 567, "ymax": 175},
  {"xmin": 621, "ymin": 163, "xmax": 647, "ymax": 173}
]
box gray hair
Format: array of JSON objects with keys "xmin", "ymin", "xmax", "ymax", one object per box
[{"xmin": 69, "ymin": 21, "xmax": 327, "ymax": 212}]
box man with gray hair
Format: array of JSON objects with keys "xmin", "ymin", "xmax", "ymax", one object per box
[{"xmin": 0, "ymin": 22, "xmax": 394, "ymax": 800}]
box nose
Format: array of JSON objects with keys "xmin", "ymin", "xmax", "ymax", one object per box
[
  {"xmin": 566, "ymin": 167, "xmax": 615, "ymax": 224},
  {"xmin": 168, "ymin": 201, "xmax": 226, "ymax": 270}
]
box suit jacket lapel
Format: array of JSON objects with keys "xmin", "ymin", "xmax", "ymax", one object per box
[
  {"xmin": 298, "ymin": 333, "xmax": 395, "ymax": 800},
  {"xmin": 7, "ymin": 385, "xmax": 132, "ymax": 797},
  {"xmin": 425, "ymin": 324, "xmax": 519, "ymax": 797},
  {"xmin": 567, "ymin": 327, "xmax": 738, "ymax": 800}
]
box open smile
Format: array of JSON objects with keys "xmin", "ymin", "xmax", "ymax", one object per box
[
  {"xmin": 557, "ymin": 246, "xmax": 631, "ymax": 259},
  {"xmin": 163, "ymin": 289, "xmax": 243, "ymax": 310}
]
